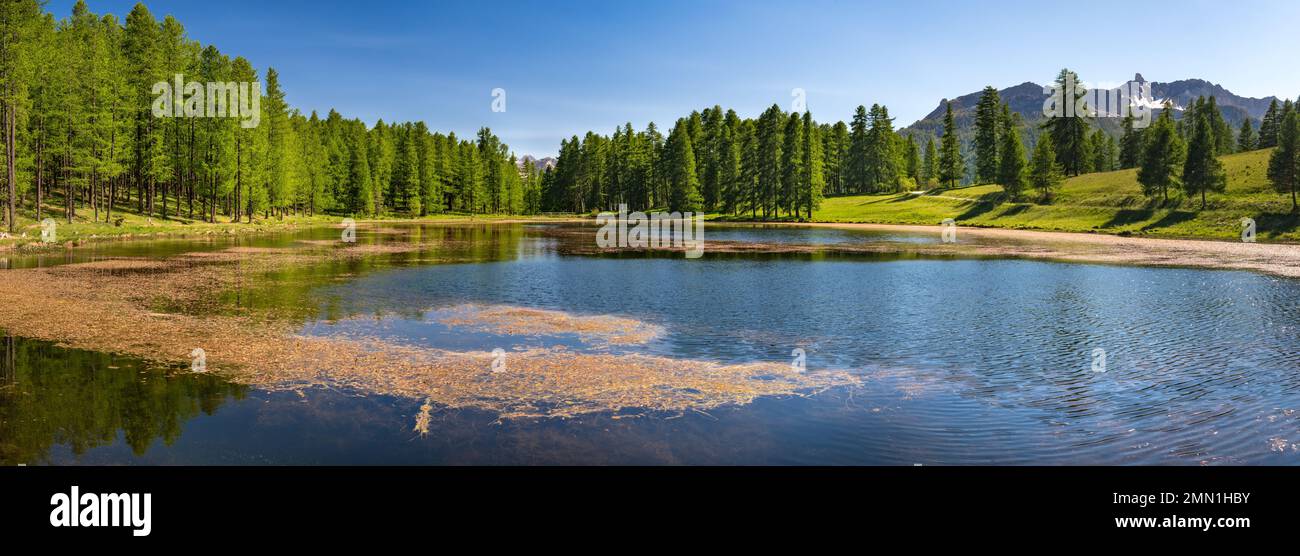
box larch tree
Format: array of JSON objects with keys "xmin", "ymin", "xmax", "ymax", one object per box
[
  {"xmin": 1042, "ymin": 68, "xmax": 1090, "ymax": 176},
  {"xmin": 801, "ymin": 110, "xmax": 824, "ymax": 219},
  {"xmin": 997, "ymin": 104, "xmax": 1027, "ymax": 201},
  {"xmin": 1181, "ymin": 111, "xmax": 1227, "ymax": 210},
  {"xmin": 973, "ymin": 86, "xmax": 1001, "ymax": 184},
  {"xmin": 1137, "ymin": 104, "xmax": 1185, "ymax": 203},
  {"xmin": 1028, "ymin": 134, "xmax": 1063, "ymax": 201},
  {"xmin": 1267, "ymin": 109, "xmax": 1300, "ymax": 212},
  {"xmin": 1258, "ymin": 99, "xmax": 1280, "ymax": 149},
  {"xmin": 938, "ymin": 101, "xmax": 962, "ymax": 188}
]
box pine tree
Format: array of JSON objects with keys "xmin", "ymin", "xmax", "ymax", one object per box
[
  {"xmin": 719, "ymin": 114, "xmax": 742, "ymax": 215},
  {"xmin": 1182, "ymin": 111, "xmax": 1227, "ymax": 210},
  {"xmin": 847, "ymin": 105, "xmax": 869, "ymax": 193},
  {"xmin": 1089, "ymin": 129, "xmax": 1115, "ymax": 173},
  {"xmin": 997, "ymin": 105, "xmax": 1027, "ymax": 201},
  {"xmin": 1259, "ymin": 99, "xmax": 1280, "ymax": 149},
  {"xmin": 262, "ymin": 67, "xmax": 293, "ymax": 217},
  {"xmin": 1238, "ymin": 119, "xmax": 1256, "ymax": 152},
  {"xmin": 921, "ymin": 136, "xmax": 937, "ymax": 187},
  {"xmin": 973, "ymin": 86, "xmax": 1001, "ymax": 184},
  {"xmin": 1137, "ymin": 104, "xmax": 1185, "ymax": 203},
  {"xmin": 801, "ymin": 111, "xmax": 824, "ymax": 219},
  {"xmin": 903, "ymin": 133, "xmax": 920, "ymax": 186},
  {"xmin": 665, "ymin": 118, "xmax": 702, "ymax": 212},
  {"xmin": 123, "ymin": 2, "xmax": 166, "ymax": 216},
  {"xmin": 864, "ymin": 104, "xmax": 900, "ymax": 192},
  {"xmin": 781, "ymin": 111, "xmax": 803, "ymax": 216},
  {"xmin": 824, "ymin": 121, "xmax": 848, "ymax": 195},
  {"xmin": 1119, "ymin": 112, "xmax": 1143, "ymax": 169},
  {"xmin": 1028, "ymin": 135, "xmax": 1063, "ymax": 201},
  {"xmin": 756, "ymin": 104, "xmax": 784, "ymax": 218},
  {"xmin": 938, "ymin": 101, "xmax": 962, "ymax": 188},
  {"xmin": 1267, "ymin": 109, "xmax": 1300, "ymax": 211},
  {"xmin": 1041, "ymin": 68, "xmax": 1090, "ymax": 176},
  {"xmin": 1206, "ymin": 96, "xmax": 1233, "ymax": 155},
  {"xmin": 0, "ymin": 0, "xmax": 40, "ymax": 231},
  {"xmin": 348, "ymin": 129, "xmax": 373, "ymax": 215}
]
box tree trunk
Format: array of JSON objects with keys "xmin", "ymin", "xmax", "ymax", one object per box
[{"xmin": 4, "ymin": 102, "xmax": 15, "ymax": 233}]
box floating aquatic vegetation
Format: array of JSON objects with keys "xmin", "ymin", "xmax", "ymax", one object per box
[
  {"xmin": 436, "ymin": 304, "xmax": 664, "ymax": 345},
  {"xmin": 0, "ymin": 238, "xmax": 857, "ymax": 420}
]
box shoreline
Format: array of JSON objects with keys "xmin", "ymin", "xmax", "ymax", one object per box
[
  {"xmin": 5, "ymin": 212, "xmax": 1299, "ymax": 279},
  {"xmin": 697, "ymin": 220, "xmax": 1300, "ymax": 279}
]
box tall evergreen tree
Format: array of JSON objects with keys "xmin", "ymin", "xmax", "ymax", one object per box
[
  {"xmin": 996, "ymin": 105, "xmax": 1027, "ymax": 200},
  {"xmin": 864, "ymin": 104, "xmax": 900, "ymax": 192},
  {"xmin": 903, "ymin": 133, "xmax": 921, "ymax": 185},
  {"xmin": 1028, "ymin": 135, "xmax": 1063, "ymax": 201},
  {"xmin": 1118, "ymin": 112, "xmax": 1143, "ymax": 169},
  {"xmin": 1182, "ymin": 111, "xmax": 1227, "ymax": 210},
  {"xmin": 1137, "ymin": 104, "xmax": 1185, "ymax": 203},
  {"xmin": 938, "ymin": 102, "xmax": 962, "ymax": 188},
  {"xmin": 1237, "ymin": 119, "xmax": 1256, "ymax": 152},
  {"xmin": 1267, "ymin": 109, "xmax": 1300, "ymax": 211},
  {"xmin": 973, "ymin": 86, "xmax": 1001, "ymax": 184},
  {"xmin": 846, "ymin": 105, "xmax": 869, "ymax": 193},
  {"xmin": 1259, "ymin": 99, "xmax": 1280, "ymax": 149},
  {"xmin": 801, "ymin": 110, "xmax": 824, "ymax": 219},
  {"xmin": 1041, "ymin": 68, "xmax": 1090, "ymax": 176},
  {"xmin": 665, "ymin": 118, "xmax": 702, "ymax": 212},
  {"xmin": 921, "ymin": 136, "xmax": 937, "ymax": 187},
  {"xmin": 780, "ymin": 111, "xmax": 803, "ymax": 215}
]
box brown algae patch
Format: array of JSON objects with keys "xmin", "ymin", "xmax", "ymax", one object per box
[
  {"xmin": 0, "ymin": 240, "xmax": 856, "ymax": 419},
  {"xmin": 246, "ymin": 340, "xmax": 858, "ymax": 419},
  {"xmin": 437, "ymin": 304, "xmax": 663, "ymax": 345}
]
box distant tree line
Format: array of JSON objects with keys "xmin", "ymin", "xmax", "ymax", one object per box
[{"xmin": 0, "ymin": 1, "xmax": 543, "ymax": 234}]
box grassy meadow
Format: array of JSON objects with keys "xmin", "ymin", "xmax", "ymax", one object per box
[{"xmin": 811, "ymin": 148, "xmax": 1300, "ymax": 242}]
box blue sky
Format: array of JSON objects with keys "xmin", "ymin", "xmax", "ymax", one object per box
[{"xmin": 53, "ymin": 0, "xmax": 1300, "ymax": 157}]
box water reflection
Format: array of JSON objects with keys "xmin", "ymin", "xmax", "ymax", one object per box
[
  {"xmin": 4, "ymin": 222, "xmax": 1300, "ymax": 464},
  {"xmin": 0, "ymin": 333, "xmax": 246, "ymax": 464}
]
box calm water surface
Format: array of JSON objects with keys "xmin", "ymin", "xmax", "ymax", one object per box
[{"xmin": 3, "ymin": 222, "xmax": 1299, "ymax": 464}]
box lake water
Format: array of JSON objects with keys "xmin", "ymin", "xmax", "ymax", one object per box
[{"xmin": 3, "ymin": 222, "xmax": 1300, "ymax": 464}]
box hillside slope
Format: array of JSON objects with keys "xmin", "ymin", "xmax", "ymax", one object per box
[{"xmin": 812, "ymin": 148, "xmax": 1300, "ymax": 242}]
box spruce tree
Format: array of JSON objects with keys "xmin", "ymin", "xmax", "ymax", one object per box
[
  {"xmin": 904, "ymin": 134, "xmax": 921, "ymax": 185},
  {"xmin": 1267, "ymin": 109, "xmax": 1300, "ymax": 211},
  {"xmin": 1041, "ymin": 68, "xmax": 1090, "ymax": 176},
  {"xmin": 666, "ymin": 119, "xmax": 702, "ymax": 212},
  {"xmin": 973, "ymin": 86, "xmax": 1001, "ymax": 184},
  {"xmin": 1238, "ymin": 119, "xmax": 1256, "ymax": 152},
  {"xmin": 921, "ymin": 136, "xmax": 937, "ymax": 187},
  {"xmin": 938, "ymin": 101, "xmax": 962, "ymax": 188},
  {"xmin": 1119, "ymin": 112, "xmax": 1143, "ymax": 169},
  {"xmin": 1182, "ymin": 111, "xmax": 1227, "ymax": 210},
  {"xmin": 1137, "ymin": 104, "xmax": 1185, "ymax": 203},
  {"xmin": 864, "ymin": 104, "xmax": 900, "ymax": 192},
  {"xmin": 1207, "ymin": 96, "xmax": 1233, "ymax": 155},
  {"xmin": 847, "ymin": 105, "xmax": 869, "ymax": 193},
  {"xmin": 1028, "ymin": 135, "xmax": 1063, "ymax": 201},
  {"xmin": 801, "ymin": 111, "xmax": 824, "ymax": 220},
  {"xmin": 997, "ymin": 106, "xmax": 1027, "ymax": 201},
  {"xmin": 1259, "ymin": 99, "xmax": 1280, "ymax": 149},
  {"xmin": 781, "ymin": 112, "xmax": 803, "ymax": 216}
]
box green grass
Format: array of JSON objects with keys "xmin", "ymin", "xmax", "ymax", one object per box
[{"xmin": 811, "ymin": 148, "xmax": 1300, "ymax": 241}]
